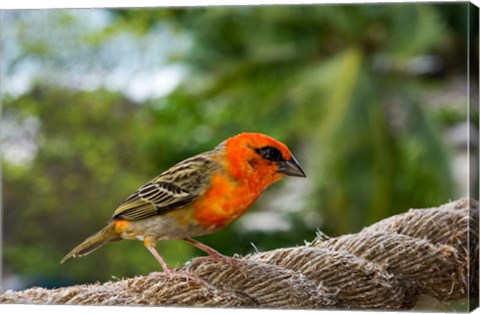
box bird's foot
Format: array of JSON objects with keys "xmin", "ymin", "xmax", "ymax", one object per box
[
  {"xmin": 196, "ymin": 252, "xmax": 245, "ymax": 275},
  {"xmin": 162, "ymin": 268, "xmax": 212, "ymax": 287},
  {"xmin": 182, "ymin": 237, "xmax": 246, "ymax": 277}
]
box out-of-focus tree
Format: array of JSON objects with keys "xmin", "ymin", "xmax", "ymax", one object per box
[{"xmin": 110, "ymin": 3, "xmax": 466, "ymax": 234}]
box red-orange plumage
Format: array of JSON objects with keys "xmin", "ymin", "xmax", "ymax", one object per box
[
  {"xmin": 193, "ymin": 133, "xmax": 295, "ymax": 229},
  {"xmin": 192, "ymin": 171, "xmax": 260, "ymax": 229},
  {"xmin": 114, "ymin": 219, "xmax": 129, "ymax": 233}
]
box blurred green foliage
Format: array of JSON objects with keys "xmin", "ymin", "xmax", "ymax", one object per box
[{"xmin": 1, "ymin": 5, "xmax": 476, "ymax": 307}]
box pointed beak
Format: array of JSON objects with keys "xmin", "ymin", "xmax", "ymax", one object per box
[{"xmin": 278, "ymin": 155, "xmax": 306, "ymax": 177}]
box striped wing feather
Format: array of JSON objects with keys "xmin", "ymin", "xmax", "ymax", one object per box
[{"xmin": 112, "ymin": 153, "xmax": 219, "ymax": 221}]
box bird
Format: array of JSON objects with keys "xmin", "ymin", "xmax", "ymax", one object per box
[{"xmin": 61, "ymin": 132, "xmax": 306, "ymax": 276}]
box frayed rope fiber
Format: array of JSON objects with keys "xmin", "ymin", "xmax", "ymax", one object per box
[{"xmin": 1, "ymin": 198, "xmax": 477, "ymax": 309}]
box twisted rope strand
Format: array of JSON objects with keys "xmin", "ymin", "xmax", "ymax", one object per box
[{"xmin": 1, "ymin": 198, "xmax": 477, "ymax": 309}]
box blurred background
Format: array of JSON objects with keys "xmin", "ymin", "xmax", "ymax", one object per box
[{"xmin": 1, "ymin": 2, "xmax": 478, "ymax": 310}]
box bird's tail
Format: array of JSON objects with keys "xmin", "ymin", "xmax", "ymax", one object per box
[{"xmin": 61, "ymin": 222, "xmax": 121, "ymax": 263}]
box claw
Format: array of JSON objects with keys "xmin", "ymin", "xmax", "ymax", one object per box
[
  {"xmin": 197, "ymin": 253, "xmax": 243, "ymax": 270},
  {"xmin": 183, "ymin": 238, "xmax": 246, "ymax": 277},
  {"xmin": 163, "ymin": 268, "xmax": 212, "ymax": 287}
]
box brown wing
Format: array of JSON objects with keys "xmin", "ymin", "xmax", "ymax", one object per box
[{"xmin": 112, "ymin": 153, "xmax": 220, "ymax": 221}]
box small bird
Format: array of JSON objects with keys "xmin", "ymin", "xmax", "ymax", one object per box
[{"xmin": 61, "ymin": 132, "xmax": 306, "ymax": 276}]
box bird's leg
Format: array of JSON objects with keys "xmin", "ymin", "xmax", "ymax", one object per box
[
  {"xmin": 145, "ymin": 243, "xmax": 173, "ymax": 272},
  {"xmin": 183, "ymin": 237, "xmax": 242, "ymax": 270},
  {"xmin": 144, "ymin": 238, "xmax": 209, "ymax": 285}
]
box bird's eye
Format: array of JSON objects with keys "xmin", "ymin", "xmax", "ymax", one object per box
[{"xmin": 255, "ymin": 146, "xmax": 284, "ymax": 162}]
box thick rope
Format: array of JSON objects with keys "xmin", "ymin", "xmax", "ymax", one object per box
[{"xmin": 1, "ymin": 198, "xmax": 477, "ymax": 309}]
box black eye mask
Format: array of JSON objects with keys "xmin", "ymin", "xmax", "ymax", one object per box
[{"xmin": 255, "ymin": 146, "xmax": 285, "ymax": 162}]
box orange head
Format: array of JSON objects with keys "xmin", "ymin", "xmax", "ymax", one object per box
[{"xmin": 219, "ymin": 132, "xmax": 306, "ymax": 191}]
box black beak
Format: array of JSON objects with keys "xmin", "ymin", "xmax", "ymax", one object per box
[{"xmin": 278, "ymin": 155, "xmax": 306, "ymax": 177}]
